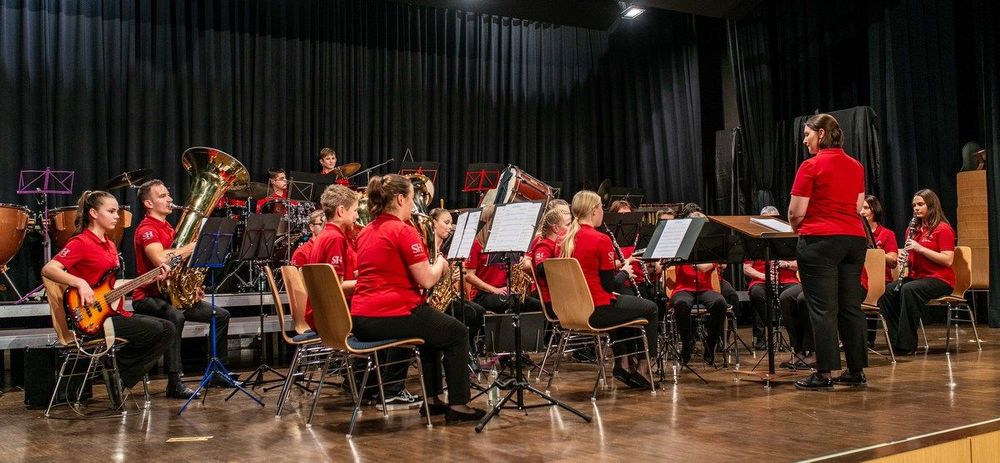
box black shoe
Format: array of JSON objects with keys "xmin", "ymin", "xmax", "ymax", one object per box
[
  {"xmin": 832, "ymin": 369, "xmax": 867, "ymax": 387},
  {"xmin": 445, "ymin": 407, "xmax": 487, "ymax": 423},
  {"xmin": 613, "ymin": 367, "xmax": 642, "ymax": 388},
  {"xmin": 679, "ymin": 342, "xmax": 693, "ymax": 366},
  {"xmin": 629, "ymin": 371, "xmax": 652, "ymax": 389},
  {"xmin": 166, "ymin": 381, "xmax": 199, "ymax": 399},
  {"xmin": 794, "ymin": 373, "xmax": 833, "ymax": 391},
  {"xmin": 419, "ymin": 402, "xmax": 450, "ymax": 417}
]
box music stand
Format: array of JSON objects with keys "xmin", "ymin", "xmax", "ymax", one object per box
[
  {"xmin": 288, "ymin": 171, "xmax": 333, "ymax": 203},
  {"xmin": 462, "ymin": 163, "xmax": 503, "ymax": 193},
  {"xmin": 603, "ymin": 212, "xmax": 643, "ymax": 248},
  {"xmin": 223, "ymin": 214, "xmax": 282, "ymax": 396},
  {"xmin": 400, "ymin": 161, "xmax": 440, "ymax": 184},
  {"xmin": 475, "ymin": 201, "xmax": 591, "ymax": 432},
  {"xmin": 13, "ymin": 168, "xmax": 75, "ymax": 303},
  {"xmin": 442, "ymin": 209, "xmax": 485, "ymax": 383},
  {"xmin": 708, "ymin": 216, "xmax": 797, "ymax": 388},
  {"xmin": 607, "ymin": 187, "xmax": 645, "ymax": 209},
  {"xmin": 179, "ymin": 218, "xmax": 264, "ymax": 414}
]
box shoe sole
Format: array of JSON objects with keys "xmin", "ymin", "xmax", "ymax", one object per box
[
  {"xmin": 794, "ymin": 384, "xmax": 833, "ymax": 391},
  {"xmin": 832, "ymin": 382, "xmax": 867, "ymax": 388}
]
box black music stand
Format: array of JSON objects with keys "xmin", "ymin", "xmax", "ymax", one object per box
[
  {"xmin": 288, "ymin": 171, "xmax": 332, "ymax": 203},
  {"xmin": 708, "ymin": 216, "xmax": 797, "ymax": 388},
  {"xmin": 179, "ymin": 218, "xmax": 264, "ymax": 414},
  {"xmin": 225, "ymin": 214, "xmax": 282, "ymax": 397},
  {"xmin": 475, "ymin": 201, "xmax": 591, "ymax": 433},
  {"xmin": 400, "ymin": 161, "xmax": 440, "ymax": 184},
  {"xmin": 441, "ymin": 208, "xmax": 487, "ymax": 387},
  {"xmin": 603, "ymin": 212, "xmax": 643, "ymax": 248},
  {"xmin": 607, "ymin": 187, "xmax": 645, "ymax": 209}
]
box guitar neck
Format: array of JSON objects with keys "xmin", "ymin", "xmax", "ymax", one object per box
[{"xmin": 105, "ymin": 268, "xmax": 164, "ymax": 302}]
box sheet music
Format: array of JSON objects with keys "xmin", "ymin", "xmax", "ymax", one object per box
[
  {"xmin": 450, "ymin": 210, "xmax": 481, "ymax": 260},
  {"xmin": 750, "ymin": 217, "xmax": 793, "ymax": 233},
  {"xmin": 649, "ymin": 219, "xmax": 692, "ymax": 259},
  {"xmin": 484, "ymin": 202, "xmax": 543, "ymax": 253}
]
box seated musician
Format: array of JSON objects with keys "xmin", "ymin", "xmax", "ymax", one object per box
[
  {"xmin": 304, "ymin": 185, "xmax": 358, "ymax": 329},
  {"xmin": 528, "ymin": 208, "xmax": 571, "ymax": 319},
  {"xmin": 318, "ymin": 147, "xmax": 350, "ymax": 186},
  {"xmin": 680, "ymin": 203, "xmax": 741, "ymax": 312},
  {"xmin": 429, "ymin": 208, "xmax": 487, "ymax": 350},
  {"xmin": 744, "ymin": 205, "xmax": 799, "ymax": 351},
  {"xmin": 878, "ymin": 189, "xmax": 955, "ymax": 355},
  {"xmin": 464, "ymin": 205, "xmax": 544, "ymax": 314},
  {"xmin": 861, "ymin": 195, "xmax": 898, "ymax": 345},
  {"xmin": 561, "ymin": 191, "xmax": 658, "ymax": 388},
  {"xmin": 256, "ymin": 169, "xmax": 293, "ymax": 213},
  {"xmin": 350, "ymin": 174, "xmax": 484, "ymax": 422},
  {"xmin": 290, "ymin": 210, "xmax": 327, "ymax": 267},
  {"xmin": 132, "ymin": 180, "xmax": 232, "ymax": 399},
  {"xmin": 669, "ymin": 208, "xmax": 727, "ymax": 366},
  {"xmin": 41, "ymin": 191, "xmax": 173, "ymax": 400}
]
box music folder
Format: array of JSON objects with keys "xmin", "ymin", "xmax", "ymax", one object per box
[
  {"xmin": 444, "ymin": 208, "xmax": 482, "ymax": 261},
  {"xmin": 641, "ymin": 217, "xmax": 705, "ymax": 261}
]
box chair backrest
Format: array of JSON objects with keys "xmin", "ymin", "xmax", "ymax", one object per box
[
  {"xmin": 709, "ymin": 267, "xmax": 722, "ymax": 293},
  {"xmin": 281, "ymin": 265, "xmax": 312, "ymax": 335},
  {"xmin": 529, "ymin": 263, "xmax": 556, "ymax": 323},
  {"xmin": 663, "ymin": 267, "xmax": 677, "ymax": 297},
  {"xmin": 301, "ymin": 264, "xmax": 353, "ymax": 351},
  {"xmin": 541, "ymin": 258, "xmax": 596, "ymax": 331},
  {"xmin": 42, "ymin": 277, "xmax": 75, "ymax": 347},
  {"xmin": 264, "ymin": 266, "xmax": 296, "ymax": 345},
  {"xmin": 968, "ymin": 247, "xmax": 989, "ymax": 290},
  {"xmin": 951, "ymin": 246, "xmax": 973, "ymax": 298},
  {"xmin": 862, "ymin": 249, "xmax": 887, "ymax": 306}
]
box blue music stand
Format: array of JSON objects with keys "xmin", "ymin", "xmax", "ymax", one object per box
[{"xmin": 179, "ymin": 218, "xmax": 264, "ymax": 414}]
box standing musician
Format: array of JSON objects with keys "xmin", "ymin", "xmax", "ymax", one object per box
[
  {"xmin": 290, "ymin": 210, "xmax": 327, "ymax": 267},
  {"xmin": 132, "ymin": 180, "xmax": 232, "ymax": 399},
  {"xmin": 318, "ymin": 147, "xmax": 350, "ymax": 186},
  {"xmin": 429, "ymin": 208, "xmax": 487, "ymax": 350},
  {"xmin": 878, "ymin": 189, "xmax": 955, "ymax": 355},
  {"xmin": 350, "ymin": 174, "xmax": 484, "ymax": 422},
  {"xmin": 788, "ymin": 113, "xmax": 868, "ymax": 390},
  {"xmin": 41, "ymin": 191, "xmax": 173, "ymax": 397},
  {"xmin": 529, "ymin": 208, "xmax": 571, "ymax": 319},
  {"xmin": 561, "ymin": 191, "xmax": 658, "ymax": 388},
  {"xmin": 305, "ymin": 185, "xmax": 359, "ymax": 330},
  {"xmin": 464, "ymin": 205, "xmax": 544, "ymax": 314}
]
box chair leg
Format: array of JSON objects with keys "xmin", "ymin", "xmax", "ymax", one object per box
[
  {"xmin": 546, "ymin": 331, "xmax": 569, "ymax": 392},
  {"xmin": 412, "ymin": 348, "xmax": 433, "ymax": 429},
  {"xmin": 640, "ymin": 328, "xmax": 655, "ymax": 394},
  {"xmin": 966, "ymin": 303, "xmax": 983, "ymax": 351},
  {"xmin": 141, "ymin": 374, "xmax": 150, "ymax": 409},
  {"xmin": 345, "ymin": 356, "xmax": 374, "ymax": 437},
  {"xmin": 45, "ymin": 352, "xmax": 72, "ymax": 418},
  {"xmin": 276, "ymin": 345, "xmax": 304, "ymax": 417},
  {"xmin": 919, "ymin": 317, "xmax": 929, "ymax": 351},
  {"xmin": 306, "ymin": 354, "xmax": 335, "ymax": 427},
  {"xmin": 536, "ymin": 326, "xmax": 560, "ymax": 382},
  {"xmin": 591, "ymin": 335, "xmax": 606, "ymax": 401},
  {"xmin": 373, "ymin": 354, "xmax": 387, "ymax": 417},
  {"xmin": 879, "ymin": 315, "xmax": 896, "ymax": 364},
  {"xmin": 946, "ymin": 304, "xmax": 956, "ymax": 353}
]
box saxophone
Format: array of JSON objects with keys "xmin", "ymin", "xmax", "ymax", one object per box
[
  {"xmin": 158, "ymin": 147, "xmax": 249, "ymax": 308},
  {"xmin": 509, "ymin": 260, "xmax": 534, "ymax": 303},
  {"xmin": 428, "ymin": 261, "xmax": 460, "ymax": 311}
]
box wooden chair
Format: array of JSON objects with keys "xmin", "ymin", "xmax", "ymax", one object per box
[
  {"xmin": 860, "ymin": 249, "xmax": 894, "ymax": 363},
  {"xmin": 42, "ymin": 277, "xmax": 147, "ymax": 417},
  {"xmin": 542, "ymin": 258, "xmax": 655, "ymax": 399},
  {"xmin": 270, "ymin": 266, "xmax": 332, "ymax": 417},
  {"xmin": 301, "ymin": 264, "xmax": 432, "ymax": 436},
  {"xmin": 533, "ymin": 263, "xmax": 595, "ymax": 382},
  {"xmin": 282, "ymin": 265, "xmax": 312, "ymax": 335},
  {"xmin": 925, "ymin": 246, "xmax": 981, "ymax": 353}
]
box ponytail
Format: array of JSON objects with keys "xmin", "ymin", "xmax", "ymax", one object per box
[
  {"xmin": 74, "ymin": 190, "xmax": 115, "ymax": 234},
  {"xmin": 559, "ymin": 190, "xmax": 601, "ymax": 258},
  {"xmin": 366, "ymin": 174, "xmax": 411, "ymax": 217}
]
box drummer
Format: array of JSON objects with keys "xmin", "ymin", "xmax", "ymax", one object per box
[
  {"xmin": 318, "ymin": 147, "xmax": 351, "ymax": 187},
  {"xmin": 256, "ymin": 168, "xmax": 297, "ymax": 213}
]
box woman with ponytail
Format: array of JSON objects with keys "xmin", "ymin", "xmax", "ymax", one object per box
[{"xmin": 560, "ymin": 191, "xmax": 658, "ymax": 389}]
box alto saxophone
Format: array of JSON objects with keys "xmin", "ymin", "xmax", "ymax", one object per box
[
  {"xmin": 428, "ymin": 261, "xmax": 460, "ymax": 311},
  {"xmin": 509, "ymin": 259, "xmax": 535, "ymax": 303}
]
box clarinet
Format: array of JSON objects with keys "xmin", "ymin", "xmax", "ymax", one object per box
[
  {"xmin": 603, "ymin": 224, "xmax": 645, "ymax": 300},
  {"xmin": 893, "ymin": 217, "xmax": 918, "ymax": 292}
]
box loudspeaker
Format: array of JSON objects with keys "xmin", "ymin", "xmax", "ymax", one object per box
[
  {"xmin": 23, "ymin": 346, "xmax": 92, "ymax": 409},
  {"xmin": 483, "ymin": 311, "xmax": 546, "ymax": 353}
]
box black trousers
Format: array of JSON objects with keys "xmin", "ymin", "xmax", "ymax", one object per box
[
  {"xmin": 750, "ymin": 282, "xmax": 800, "ymax": 338},
  {"xmin": 777, "ymin": 284, "xmax": 813, "ymax": 353},
  {"xmin": 132, "ymin": 296, "xmax": 231, "ymax": 375},
  {"xmin": 671, "ymin": 290, "xmax": 727, "ymax": 351},
  {"xmin": 445, "ymin": 299, "xmax": 487, "ymax": 350},
  {"xmin": 473, "ymin": 292, "xmax": 543, "ymax": 314},
  {"xmin": 797, "ymin": 235, "xmax": 868, "ymax": 372},
  {"xmin": 353, "ymin": 305, "xmax": 471, "ymax": 405},
  {"xmin": 110, "ymin": 314, "xmax": 173, "ymax": 388},
  {"xmin": 590, "ymin": 294, "xmax": 658, "ymax": 358},
  {"xmin": 878, "ymin": 277, "xmax": 952, "ymax": 352}
]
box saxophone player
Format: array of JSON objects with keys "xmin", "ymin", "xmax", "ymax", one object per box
[
  {"xmin": 429, "ymin": 208, "xmax": 486, "ymax": 350},
  {"xmin": 463, "ymin": 205, "xmax": 544, "ymax": 314},
  {"xmin": 132, "ymin": 180, "xmax": 232, "ymax": 399}
]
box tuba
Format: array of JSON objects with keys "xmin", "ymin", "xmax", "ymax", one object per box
[
  {"xmin": 407, "ymin": 174, "xmax": 437, "ymax": 265},
  {"xmin": 158, "ymin": 147, "xmax": 249, "ymax": 308}
]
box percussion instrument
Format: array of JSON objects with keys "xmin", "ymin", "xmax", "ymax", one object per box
[
  {"xmin": 224, "ymin": 182, "xmax": 270, "ymax": 200},
  {"xmin": 479, "ymin": 166, "xmax": 553, "ymax": 207},
  {"xmin": 47, "ymin": 205, "xmax": 133, "ymax": 251},
  {"xmin": 0, "ymin": 204, "xmax": 30, "ymax": 268},
  {"xmin": 100, "ymin": 168, "xmax": 152, "ymax": 190},
  {"xmin": 332, "ymin": 162, "xmax": 362, "ymax": 178}
]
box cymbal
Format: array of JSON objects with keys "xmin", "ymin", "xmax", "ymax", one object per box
[
  {"xmin": 334, "ymin": 162, "xmax": 362, "ymax": 178},
  {"xmin": 224, "ymin": 181, "xmax": 270, "ymax": 200},
  {"xmin": 101, "ymin": 168, "xmax": 152, "ymax": 190},
  {"xmin": 596, "ymin": 178, "xmax": 611, "ymax": 202}
]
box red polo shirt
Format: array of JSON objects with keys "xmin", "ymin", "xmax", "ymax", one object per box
[
  {"xmin": 304, "ymin": 223, "xmax": 358, "ymax": 328},
  {"xmin": 746, "ymin": 260, "xmax": 799, "ymax": 290},
  {"xmin": 908, "ymin": 222, "xmax": 956, "ymax": 288},
  {"xmin": 133, "ymin": 215, "xmax": 175, "ymax": 301},
  {"xmin": 54, "ymin": 229, "xmax": 130, "ymax": 317},
  {"xmin": 529, "ymin": 237, "xmax": 559, "ymax": 303},
  {"xmin": 572, "ymin": 224, "xmax": 616, "ymax": 307},
  {"xmin": 861, "ymin": 224, "xmax": 899, "ymax": 289},
  {"xmin": 351, "ymin": 214, "xmax": 429, "ymax": 317},
  {"xmin": 464, "ymin": 239, "xmax": 509, "ymax": 299},
  {"xmin": 673, "ymin": 264, "xmax": 716, "ymax": 293},
  {"xmin": 291, "ymin": 239, "xmax": 315, "ymax": 267},
  {"xmin": 790, "ymin": 148, "xmax": 866, "ymax": 237}
]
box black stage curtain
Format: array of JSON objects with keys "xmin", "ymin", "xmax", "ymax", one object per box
[{"xmin": 0, "ymin": 1, "xmax": 709, "ymax": 297}]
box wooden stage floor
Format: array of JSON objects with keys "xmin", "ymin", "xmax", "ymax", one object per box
[{"xmin": 1, "ymin": 324, "xmax": 998, "ymax": 462}]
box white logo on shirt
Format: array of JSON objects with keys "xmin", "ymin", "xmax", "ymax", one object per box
[
  {"xmin": 58, "ymin": 248, "xmax": 70, "ymax": 258},
  {"xmin": 141, "ymin": 231, "xmax": 155, "ymax": 241},
  {"xmin": 330, "ymin": 256, "xmax": 343, "ymax": 266},
  {"xmin": 411, "ymin": 243, "xmax": 423, "ymax": 255}
]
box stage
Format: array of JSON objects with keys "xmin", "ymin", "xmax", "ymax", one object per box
[{"xmin": 0, "ymin": 323, "xmax": 997, "ymax": 462}]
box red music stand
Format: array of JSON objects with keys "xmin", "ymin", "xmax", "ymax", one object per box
[
  {"xmin": 399, "ymin": 161, "xmax": 440, "ymax": 184},
  {"xmin": 462, "ymin": 163, "xmax": 504, "ymax": 192}
]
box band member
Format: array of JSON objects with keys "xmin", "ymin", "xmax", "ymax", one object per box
[
  {"xmin": 657, "ymin": 208, "xmax": 676, "ymax": 221},
  {"xmin": 305, "ymin": 185, "xmax": 359, "ymax": 329},
  {"xmin": 429, "ymin": 208, "xmax": 487, "ymax": 349},
  {"xmin": 789, "ymin": 113, "xmax": 868, "ymax": 390},
  {"xmin": 529, "ymin": 208, "xmax": 571, "ymax": 319},
  {"xmin": 745, "ymin": 205, "xmax": 797, "ymax": 350},
  {"xmin": 290, "ymin": 210, "xmax": 327, "ymax": 267},
  {"xmin": 132, "ymin": 180, "xmax": 233, "ymax": 399},
  {"xmin": 350, "ymin": 174, "xmax": 484, "ymax": 422},
  {"xmin": 608, "ymin": 200, "xmax": 632, "ymax": 213},
  {"xmin": 861, "ymin": 195, "xmax": 899, "ymax": 289},
  {"xmin": 560, "ymin": 191, "xmax": 658, "ymax": 388},
  {"xmin": 256, "ymin": 169, "xmax": 290, "ymax": 213},
  {"xmin": 41, "ymin": 191, "xmax": 173, "ymax": 398},
  {"xmin": 464, "ymin": 205, "xmax": 544, "ymax": 314},
  {"xmin": 878, "ymin": 189, "xmax": 955, "ymax": 355},
  {"xmin": 678, "ymin": 203, "xmax": 741, "ymax": 311},
  {"xmin": 318, "ymin": 147, "xmax": 350, "ymax": 186}
]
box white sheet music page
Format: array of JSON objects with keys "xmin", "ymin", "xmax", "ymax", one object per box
[
  {"xmin": 750, "ymin": 217, "xmax": 793, "ymax": 233},
  {"xmin": 650, "ymin": 218, "xmax": 691, "ymax": 259},
  {"xmin": 483, "ymin": 202, "xmax": 542, "ymax": 253},
  {"xmin": 451, "ymin": 210, "xmax": 481, "ymax": 260}
]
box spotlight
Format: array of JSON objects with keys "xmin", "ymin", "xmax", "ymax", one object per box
[{"xmin": 619, "ymin": 1, "xmax": 645, "ymax": 19}]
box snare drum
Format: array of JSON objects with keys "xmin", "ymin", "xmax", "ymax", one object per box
[
  {"xmin": 0, "ymin": 204, "xmax": 30, "ymax": 267},
  {"xmin": 48, "ymin": 205, "xmax": 133, "ymax": 251}
]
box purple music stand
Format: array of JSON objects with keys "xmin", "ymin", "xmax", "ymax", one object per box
[{"xmin": 13, "ymin": 168, "xmax": 75, "ymax": 304}]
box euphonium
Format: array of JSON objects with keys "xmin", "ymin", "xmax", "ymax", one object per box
[
  {"xmin": 407, "ymin": 174, "xmax": 437, "ymax": 265},
  {"xmin": 158, "ymin": 147, "xmax": 249, "ymax": 308}
]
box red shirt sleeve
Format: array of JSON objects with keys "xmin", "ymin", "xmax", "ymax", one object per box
[
  {"xmin": 396, "ymin": 223, "xmax": 429, "ymax": 266},
  {"xmin": 881, "ymin": 229, "xmax": 899, "ymax": 253},
  {"xmin": 53, "ymin": 237, "xmax": 85, "ymax": 271},
  {"xmin": 936, "ymin": 224, "xmax": 956, "ymax": 252},
  {"xmin": 598, "ymin": 235, "xmax": 615, "ymax": 271},
  {"xmin": 790, "ymin": 160, "xmax": 815, "ymax": 198}
]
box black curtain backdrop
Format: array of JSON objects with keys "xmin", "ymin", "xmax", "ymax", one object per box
[{"xmin": 0, "ymin": 1, "xmax": 711, "ymax": 297}]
